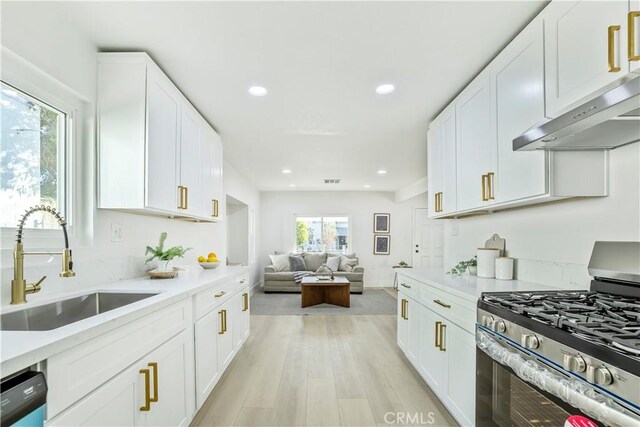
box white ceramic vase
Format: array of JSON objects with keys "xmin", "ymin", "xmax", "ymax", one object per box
[
  {"xmin": 495, "ymin": 257, "xmax": 514, "ymax": 280},
  {"xmin": 477, "ymin": 248, "xmax": 500, "ymax": 278},
  {"xmin": 156, "ymin": 259, "xmax": 174, "ymax": 273}
]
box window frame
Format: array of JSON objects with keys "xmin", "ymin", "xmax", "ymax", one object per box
[
  {"xmin": 1, "ymin": 48, "xmax": 89, "ymax": 250},
  {"xmin": 293, "ymin": 214, "xmax": 352, "ymax": 254}
]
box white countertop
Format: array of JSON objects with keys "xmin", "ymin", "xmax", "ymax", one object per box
[
  {"xmin": 0, "ymin": 265, "xmax": 248, "ymax": 377},
  {"xmin": 397, "ymin": 268, "xmax": 571, "ymax": 304}
]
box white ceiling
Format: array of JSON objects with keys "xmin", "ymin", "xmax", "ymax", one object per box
[{"xmin": 56, "ymin": 1, "xmax": 546, "ymax": 191}]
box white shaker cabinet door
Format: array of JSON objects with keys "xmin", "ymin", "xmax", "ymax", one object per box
[
  {"xmin": 427, "ymin": 123, "xmax": 443, "ymax": 218},
  {"xmin": 212, "ymin": 130, "xmax": 224, "ymax": 221},
  {"xmin": 397, "ymin": 295, "xmax": 409, "ymax": 352},
  {"xmin": 178, "ymin": 106, "xmax": 202, "ymax": 217},
  {"xmin": 545, "ymin": 0, "xmax": 630, "ymax": 117},
  {"xmin": 493, "ymin": 18, "xmax": 547, "ymax": 203},
  {"xmin": 418, "ymin": 307, "xmax": 445, "ymax": 396},
  {"xmin": 199, "ymin": 124, "xmax": 216, "ymax": 219},
  {"xmin": 406, "ymin": 297, "xmax": 420, "ymax": 365},
  {"xmin": 217, "ymin": 301, "xmax": 235, "ymax": 371},
  {"xmin": 195, "ymin": 309, "xmax": 221, "ymax": 408},
  {"xmin": 146, "ymin": 67, "xmax": 180, "ymax": 213},
  {"xmin": 456, "ymin": 71, "xmax": 495, "ymax": 211},
  {"xmin": 632, "ymin": 1, "xmax": 640, "ymax": 72},
  {"xmin": 442, "ymin": 323, "xmax": 476, "ymax": 427}
]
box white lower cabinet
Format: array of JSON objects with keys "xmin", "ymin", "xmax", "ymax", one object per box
[
  {"xmin": 233, "ymin": 288, "xmax": 251, "ymax": 349},
  {"xmin": 216, "ymin": 299, "xmax": 236, "ymax": 371},
  {"xmin": 195, "ymin": 309, "xmax": 221, "ymax": 408},
  {"xmin": 47, "ymin": 330, "xmax": 193, "ymax": 427},
  {"xmin": 397, "ymin": 275, "xmax": 476, "ymax": 426}
]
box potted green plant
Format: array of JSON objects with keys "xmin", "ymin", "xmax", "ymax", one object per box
[
  {"xmin": 145, "ymin": 232, "xmax": 191, "ymax": 272},
  {"xmin": 447, "ymin": 256, "xmax": 477, "ymax": 277}
]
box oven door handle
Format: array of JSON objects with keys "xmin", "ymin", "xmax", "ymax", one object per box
[{"xmin": 476, "ymin": 328, "xmax": 640, "ymax": 427}]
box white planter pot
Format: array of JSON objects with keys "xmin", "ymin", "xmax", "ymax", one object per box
[
  {"xmin": 156, "ymin": 259, "xmax": 174, "ymax": 273},
  {"xmin": 468, "ymin": 265, "xmax": 477, "ymax": 276}
]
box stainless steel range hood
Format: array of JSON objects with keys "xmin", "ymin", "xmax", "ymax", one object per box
[{"xmin": 513, "ymin": 75, "xmax": 640, "ymax": 151}]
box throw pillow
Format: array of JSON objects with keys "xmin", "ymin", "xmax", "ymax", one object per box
[
  {"xmin": 269, "ymin": 253, "xmax": 291, "ymax": 272},
  {"xmin": 289, "ymin": 255, "xmax": 308, "ymax": 272},
  {"xmin": 303, "ymin": 252, "xmax": 328, "ymax": 272},
  {"xmin": 326, "ymin": 255, "xmax": 341, "ymax": 271},
  {"xmin": 339, "ymin": 256, "xmax": 358, "ymax": 272}
]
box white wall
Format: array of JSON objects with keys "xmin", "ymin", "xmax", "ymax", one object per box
[
  {"xmin": 0, "ymin": 3, "xmax": 259, "ymax": 304},
  {"xmin": 260, "ymin": 191, "xmax": 428, "ymax": 287},
  {"xmin": 442, "ymin": 142, "xmax": 640, "ymax": 289}
]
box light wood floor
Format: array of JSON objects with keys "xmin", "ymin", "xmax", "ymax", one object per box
[{"xmin": 191, "ymin": 303, "xmax": 458, "ymax": 427}]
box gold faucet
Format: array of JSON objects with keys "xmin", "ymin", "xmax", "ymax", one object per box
[{"xmin": 11, "ymin": 205, "xmax": 75, "ymax": 305}]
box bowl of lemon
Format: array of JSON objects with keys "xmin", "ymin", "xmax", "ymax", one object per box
[{"xmin": 198, "ymin": 253, "xmax": 221, "ymax": 269}]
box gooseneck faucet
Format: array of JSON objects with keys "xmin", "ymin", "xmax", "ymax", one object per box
[{"xmin": 11, "ymin": 205, "xmax": 75, "ymax": 305}]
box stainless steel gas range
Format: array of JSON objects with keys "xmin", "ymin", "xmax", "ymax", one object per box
[{"xmin": 475, "ymin": 242, "xmax": 640, "ymax": 427}]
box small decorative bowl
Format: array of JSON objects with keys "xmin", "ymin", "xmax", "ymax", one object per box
[{"xmin": 199, "ymin": 261, "xmax": 221, "ymax": 269}]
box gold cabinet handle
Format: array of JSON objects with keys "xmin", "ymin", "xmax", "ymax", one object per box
[
  {"xmin": 223, "ymin": 309, "xmax": 228, "ymax": 333},
  {"xmin": 177, "ymin": 186, "xmax": 184, "ymax": 209},
  {"xmin": 608, "ymin": 25, "xmax": 622, "ymax": 72},
  {"xmin": 214, "ymin": 290, "xmax": 226, "ymax": 298},
  {"xmin": 435, "ymin": 321, "xmax": 442, "ymax": 349},
  {"xmin": 629, "ymin": 12, "xmax": 640, "ymax": 61},
  {"xmin": 148, "ymin": 362, "xmax": 158, "ymax": 403},
  {"xmin": 433, "ymin": 192, "xmax": 438, "ymax": 213},
  {"xmin": 212, "ymin": 199, "xmax": 219, "ymax": 217},
  {"xmin": 242, "ymin": 292, "xmax": 249, "ymax": 311},
  {"xmin": 435, "ymin": 192, "xmax": 440, "ymax": 213},
  {"xmin": 487, "ymin": 172, "xmax": 495, "ymax": 200},
  {"xmin": 439, "ymin": 323, "xmax": 447, "ymax": 351},
  {"xmin": 438, "ymin": 192, "xmax": 443, "ymax": 212},
  {"xmin": 433, "ymin": 299, "xmax": 451, "ymax": 308},
  {"xmin": 184, "ymin": 186, "xmax": 189, "ymax": 210},
  {"xmin": 400, "ymin": 299, "xmax": 404, "ymax": 319},
  {"xmin": 401, "ymin": 299, "xmax": 407, "ymax": 320},
  {"xmin": 481, "ymin": 174, "xmax": 489, "ymax": 201},
  {"xmin": 400, "ymin": 283, "xmax": 411, "ymax": 289},
  {"xmin": 218, "ymin": 310, "xmax": 225, "ymax": 334},
  {"xmin": 140, "ymin": 368, "xmax": 151, "ymax": 411},
  {"xmin": 404, "ymin": 299, "xmax": 409, "ymax": 320}
]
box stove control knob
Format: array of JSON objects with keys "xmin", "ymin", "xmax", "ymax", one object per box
[
  {"xmin": 521, "ymin": 334, "xmax": 540, "ymax": 349},
  {"xmin": 491, "ymin": 319, "xmax": 506, "ymax": 333},
  {"xmin": 481, "ymin": 315, "xmax": 494, "ymax": 328},
  {"xmin": 586, "ymin": 365, "xmax": 613, "ymax": 386},
  {"xmin": 563, "ymin": 354, "xmax": 586, "ymax": 373}
]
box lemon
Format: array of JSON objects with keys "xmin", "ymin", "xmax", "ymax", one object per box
[
  {"xmin": 198, "ymin": 256, "xmax": 205, "ymax": 262},
  {"xmin": 207, "ymin": 256, "xmax": 218, "ymax": 263},
  {"xmin": 208, "ymin": 252, "xmax": 217, "ymax": 259}
]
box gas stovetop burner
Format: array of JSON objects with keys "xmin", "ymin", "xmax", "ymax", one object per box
[{"xmin": 480, "ymin": 289, "xmax": 640, "ymax": 358}]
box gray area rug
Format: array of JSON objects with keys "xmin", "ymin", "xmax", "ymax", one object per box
[{"xmin": 250, "ymin": 288, "xmax": 397, "ymax": 315}]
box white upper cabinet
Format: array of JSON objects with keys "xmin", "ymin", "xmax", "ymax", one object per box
[
  {"xmin": 492, "ymin": 18, "xmax": 547, "ymax": 203},
  {"xmin": 427, "ymin": 106, "xmax": 456, "ymax": 218},
  {"xmin": 545, "ymin": 0, "xmax": 631, "ymax": 116},
  {"xmin": 146, "ymin": 67, "xmax": 180, "ymax": 213},
  {"xmin": 455, "ymin": 71, "xmax": 495, "ymax": 211},
  {"xmin": 98, "ymin": 52, "xmax": 224, "ymax": 222},
  {"xmin": 632, "ymin": 1, "xmax": 640, "ymax": 72}
]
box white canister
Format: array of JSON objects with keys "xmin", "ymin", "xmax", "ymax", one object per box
[
  {"xmin": 477, "ymin": 248, "xmax": 500, "ymax": 278},
  {"xmin": 495, "ymin": 257, "xmax": 514, "ymax": 280}
]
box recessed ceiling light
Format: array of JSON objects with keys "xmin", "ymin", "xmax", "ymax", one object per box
[
  {"xmin": 248, "ymin": 86, "xmax": 268, "ymax": 96},
  {"xmin": 289, "ymin": 184, "xmax": 296, "ymax": 187},
  {"xmin": 375, "ymin": 84, "xmax": 395, "ymax": 95},
  {"xmin": 377, "ymin": 170, "xmax": 387, "ymax": 175},
  {"xmin": 363, "ymin": 184, "xmax": 371, "ymax": 188},
  {"xmin": 282, "ymin": 169, "xmax": 292, "ymax": 174}
]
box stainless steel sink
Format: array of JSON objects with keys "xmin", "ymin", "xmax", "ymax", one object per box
[{"xmin": 0, "ymin": 292, "xmax": 159, "ymax": 331}]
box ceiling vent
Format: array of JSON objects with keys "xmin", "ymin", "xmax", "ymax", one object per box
[{"xmin": 324, "ymin": 179, "xmax": 341, "ymax": 184}]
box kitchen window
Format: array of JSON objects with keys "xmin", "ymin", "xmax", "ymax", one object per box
[
  {"xmin": 295, "ymin": 216, "xmax": 350, "ymax": 253},
  {"xmin": 1, "ymin": 82, "xmax": 68, "ymax": 229}
]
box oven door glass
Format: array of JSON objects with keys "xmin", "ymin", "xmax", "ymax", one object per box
[{"xmin": 476, "ymin": 328, "xmax": 639, "ymax": 427}]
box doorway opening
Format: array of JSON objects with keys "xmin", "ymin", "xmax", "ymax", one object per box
[{"xmin": 226, "ymin": 195, "xmax": 249, "ymax": 266}]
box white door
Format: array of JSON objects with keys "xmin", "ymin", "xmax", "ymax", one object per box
[
  {"xmin": 146, "ymin": 68, "xmax": 179, "ymax": 213},
  {"xmin": 493, "ymin": 17, "xmax": 548, "ymax": 203},
  {"xmin": 217, "ymin": 301, "xmax": 235, "ymax": 370},
  {"xmin": 397, "ymin": 295, "xmax": 409, "ymax": 352},
  {"xmin": 179, "ymin": 106, "xmax": 201, "ymax": 216},
  {"xmin": 413, "ymin": 208, "xmax": 444, "ymax": 268},
  {"xmin": 46, "ymin": 362, "xmax": 144, "ymax": 427},
  {"xmin": 545, "ymin": 0, "xmax": 630, "ymax": 117},
  {"xmin": 456, "ymin": 71, "xmax": 495, "ymax": 211},
  {"xmin": 143, "ymin": 330, "xmax": 194, "ymax": 427},
  {"xmin": 418, "ymin": 307, "xmax": 445, "ymax": 395},
  {"xmin": 442, "ymin": 323, "xmax": 476, "ymax": 427},
  {"xmin": 195, "ymin": 309, "xmax": 221, "ymax": 408}
]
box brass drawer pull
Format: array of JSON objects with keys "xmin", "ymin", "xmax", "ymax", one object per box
[
  {"xmin": 630, "ymin": 11, "xmax": 640, "ymax": 61},
  {"xmin": 404, "ymin": 299, "xmax": 409, "ymax": 320},
  {"xmin": 214, "ymin": 291, "xmax": 226, "ymax": 298},
  {"xmin": 433, "ymin": 299, "xmax": 451, "ymax": 308},
  {"xmin": 487, "ymin": 172, "xmax": 495, "ymax": 200},
  {"xmin": 400, "ymin": 283, "xmax": 411, "ymax": 289},
  {"xmin": 223, "ymin": 309, "xmax": 227, "ymax": 332},
  {"xmin": 435, "ymin": 321, "xmax": 442, "ymax": 348},
  {"xmin": 212, "ymin": 199, "xmax": 219, "ymax": 217},
  {"xmin": 481, "ymin": 174, "xmax": 489, "ymax": 201},
  {"xmin": 608, "ymin": 25, "xmax": 621, "ymax": 72},
  {"xmin": 148, "ymin": 362, "xmax": 158, "ymax": 403},
  {"xmin": 242, "ymin": 292, "xmax": 249, "ymax": 311},
  {"xmin": 140, "ymin": 368, "xmax": 151, "ymax": 411},
  {"xmin": 439, "ymin": 323, "xmax": 447, "ymax": 351},
  {"xmin": 177, "ymin": 186, "xmax": 184, "ymax": 209},
  {"xmin": 218, "ymin": 310, "xmax": 225, "ymax": 334}
]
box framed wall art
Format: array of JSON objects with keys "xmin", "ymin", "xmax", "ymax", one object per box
[
  {"xmin": 374, "ymin": 235, "xmax": 390, "ymax": 255},
  {"xmin": 373, "ymin": 213, "xmax": 390, "ymax": 234}
]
